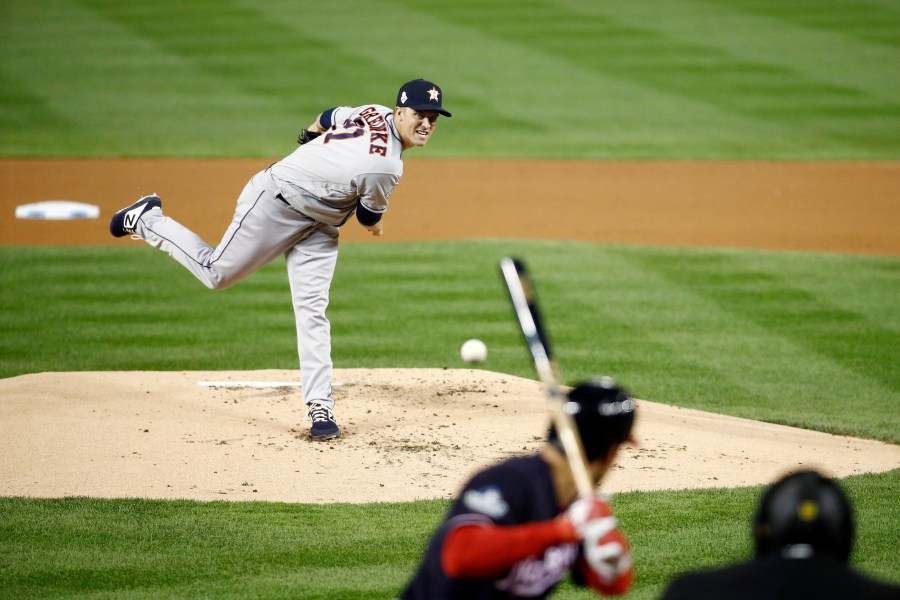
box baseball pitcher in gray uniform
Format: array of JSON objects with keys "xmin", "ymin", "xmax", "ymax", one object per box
[{"xmin": 109, "ymin": 79, "xmax": 452, "ymax": 440}]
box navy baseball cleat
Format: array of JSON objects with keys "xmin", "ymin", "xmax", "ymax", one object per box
[
  {"xmin": 110, "ymin": 194, "xmax": 162, "ymax": 237},
  {"xmin": 308, "ymin": 403, "xmax": 341, "ymax": 440}
]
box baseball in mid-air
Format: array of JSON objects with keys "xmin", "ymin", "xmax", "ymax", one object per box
[{"xmin": 460, "ymin": 338, "xmax": 488, "ymax": 363}]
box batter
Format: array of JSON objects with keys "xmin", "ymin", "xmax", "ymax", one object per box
[
  {"xmin": 109, "ymin": 79, "xmax": 452, "ymax": 440},
  {"xmin": 399, "ymin": 379, "xmax": 636, "ymax": 599}
]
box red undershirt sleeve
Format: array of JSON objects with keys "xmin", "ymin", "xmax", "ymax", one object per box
[{"xmin": 441, "ymin": 519, "xmax": 573, "ymax": 579}]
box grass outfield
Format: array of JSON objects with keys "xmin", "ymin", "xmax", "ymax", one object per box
[
  {"xmin": 1, "ymin": 0, "xmax": 898, "ymax": 159},
  {"xmin": 1, "ymin": 472, "xmax": 897, "ymax": 599}
]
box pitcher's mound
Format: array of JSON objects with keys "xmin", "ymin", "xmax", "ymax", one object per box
[{"xmin": 1, "ymin": 369, "xmax": 897, "ymax": 503}]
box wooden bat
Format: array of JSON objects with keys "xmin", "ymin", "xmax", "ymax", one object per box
[{"xmin": 499, "ymin": 257, "xmax": 594, "ymax": 497}]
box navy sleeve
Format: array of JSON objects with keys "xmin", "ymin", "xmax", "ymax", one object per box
[
  {"xmin": 356, "ymin": 203, "xmax": 383, "ymax": 226},
  {"xmin": 319, "ymin": 107, "xmax": 338, "ymax": 128}
]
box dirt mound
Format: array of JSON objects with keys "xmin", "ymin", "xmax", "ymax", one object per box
[{"xmin": 2, "ymin": 369, "xmax": 897, "ymax": 503}]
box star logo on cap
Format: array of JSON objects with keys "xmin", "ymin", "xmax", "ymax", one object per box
[{"xmin": 427, "ymin": 87, "xmax": 440, "ymax": 101}]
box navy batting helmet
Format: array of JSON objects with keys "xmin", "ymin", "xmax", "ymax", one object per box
[
  {"xmin": 548, "ymin": 377, "xmax": 636, "ymax": 462},
  {"xmin": 753, "ymin": 470, "xmax": 855, "ymax": 562}
]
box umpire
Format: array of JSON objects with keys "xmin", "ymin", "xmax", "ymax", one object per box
[
  {"xmin": 660, "ymin": 470, "xmax": 900, "ymax": 600},
  {"xmin": 399, "ymin": 377, "xmax": 637, "ymax": 599}
]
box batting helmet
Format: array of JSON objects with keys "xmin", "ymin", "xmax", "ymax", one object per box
[
  {"xmin": 548, "ymin": 377, "xmax": 636, "ymax": 461},
  {"xmin": 753, "ymin": 470, "xmax": 855, "ymax": 562}
]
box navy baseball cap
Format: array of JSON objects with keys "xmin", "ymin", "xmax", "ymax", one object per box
[{"xmin": 396, "ymin": 79, "xmax": 452, "ymax": 117}]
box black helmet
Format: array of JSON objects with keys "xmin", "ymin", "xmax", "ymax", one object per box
[
  {"xmin": 548, "ymin": 377, "xmax": 636, "ymax": 461},
  {"xmin": 753, "ymin": 470, "xmax": 855, "ymax": 562}
]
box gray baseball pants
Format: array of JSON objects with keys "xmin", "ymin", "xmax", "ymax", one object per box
[{"xmin": 135, "ymin": 169, "xmax": 339, "ymax": 409}]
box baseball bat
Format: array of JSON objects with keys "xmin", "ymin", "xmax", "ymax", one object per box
[{"xmin": 499, "ymin": 257, "xmax": 594, "ymax": 498}]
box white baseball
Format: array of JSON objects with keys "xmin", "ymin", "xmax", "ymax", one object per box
[{"xmin": 460, "ymin": 339, "xmax": 488, "ymax": 363}]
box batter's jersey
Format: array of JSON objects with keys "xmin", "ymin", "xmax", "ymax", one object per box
[
  {"xmin": 269, "ymin": 104, "xmax": 402, "ymax": 226},
  {"xmin": 400, "ymin": 454, "xmax": 581, "ymax": 600}
]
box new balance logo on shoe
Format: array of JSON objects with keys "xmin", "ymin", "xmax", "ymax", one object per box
[
  {"xmin": 123, "ymin": 203, "xmax": 148, "ymax": 231},
  {"xmin": 110, "ymin": 195, "xmax": 162, "ymax": 238}
]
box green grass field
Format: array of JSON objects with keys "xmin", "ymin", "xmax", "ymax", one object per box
[
  {"xmin": 1, "ymin": 0, "xmax": 899, "ymax": 159},
  {"xmin": 1, "ymin": 471, "xmax": 897, "ymax": 599},
  {"xmin": 1, "ymin": 0, "xmax": 898, "ymax": 598}
]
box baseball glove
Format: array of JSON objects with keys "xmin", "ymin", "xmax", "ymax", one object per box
[{"xmin": 297, "ymin": 129, "xmax": 322, "ymax": 145}]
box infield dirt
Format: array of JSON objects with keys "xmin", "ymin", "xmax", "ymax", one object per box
[{"xmin": 1, "ymin": 159, "xmax": 898, "ymax": 503}]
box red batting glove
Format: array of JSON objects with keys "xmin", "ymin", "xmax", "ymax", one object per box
[
  {"xmin": 580, "ymin": 523, "xmax": 633, "ymax": 595},
  {"xmin": 557, "ymin": 494, "xmax": 614, "ymax": 542},
  {"xmin": 558, "ymin": 494, "xmax": 633, "ymax": 595}
]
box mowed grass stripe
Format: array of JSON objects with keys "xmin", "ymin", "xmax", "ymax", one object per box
[
  {"xmin": 606, "ymin": 247, "xmax": 899, "ymax": 440},
  {"xmin": 488, "ymin": 243, "xmax": 899, "ymax": 441},
  {"xmin": 1, "ymin": 241, "xmax": 897, "ymax": 443},
  {"xmin": 420, "ymin": 0, "xmax": 900, "ymax": 158},
  {"xmin": 0, "ymin": 471, "xmax": 896, "ymax": 598},
  {"xmin": 0, "ymin": 496, "xmax": 442, "ymax": 598},
  {"xmin": 3, "ymin": 0, "xmax": 899, "ymax": 158},
  {"xmin": 77, "ymin": 0, "xmax": 391, "ymax": 106}
]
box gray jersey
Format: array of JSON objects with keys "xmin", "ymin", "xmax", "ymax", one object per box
[
  {"xmin": 115, "ymin": 78, "xmax": 451, "ymax": 442},
  {"xmin": 269, "ymin": 104, "xmax": 403, "ymax": 226}
]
